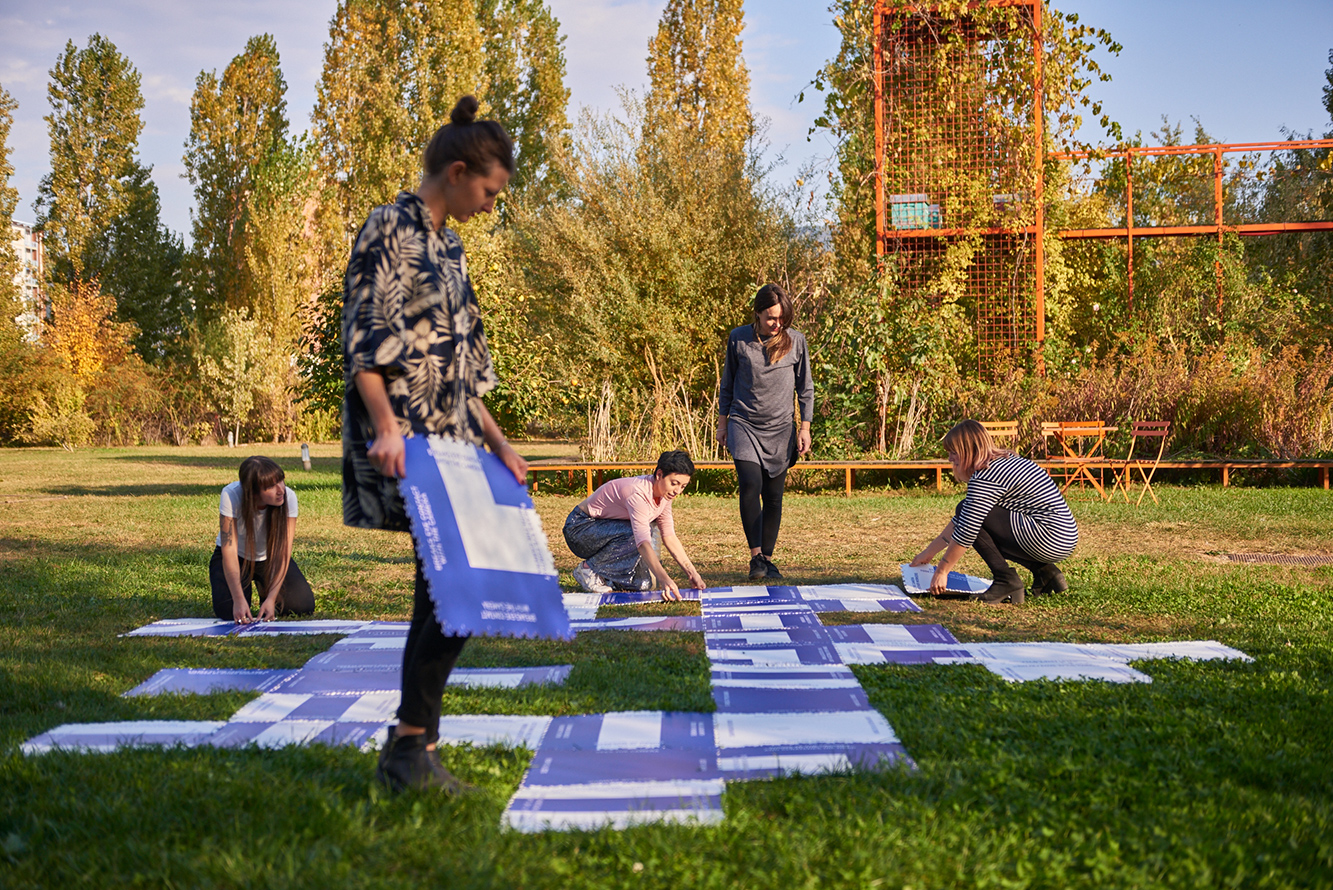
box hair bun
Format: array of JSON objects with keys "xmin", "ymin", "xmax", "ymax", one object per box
[{"xmin": 450, "ymin": 95, "xmax": 479, "ymax": 126}]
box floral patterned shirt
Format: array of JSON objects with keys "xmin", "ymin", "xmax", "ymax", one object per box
[{"xmin": 341, "ymin": 191, "xmax": 498, "ymax": 531}]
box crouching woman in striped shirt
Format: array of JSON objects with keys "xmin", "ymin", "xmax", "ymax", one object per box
[{"xmin": 910, "ymin": 419, "xmax": 1078, "ymax": 605}]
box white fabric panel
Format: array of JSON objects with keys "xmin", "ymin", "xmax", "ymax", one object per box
[
  {"xmin": 597, "ymin": 712, "xmax": 664, "ymax": 750},
  {"xmin": 714, "ymin": 711, "xmax": 898, "ymax": 748}
]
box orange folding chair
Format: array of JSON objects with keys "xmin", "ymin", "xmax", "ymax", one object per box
[
  {"xmin": 1111, "ymin": 421, "xmax": 1171, "ymax": 505},
  {"xmin": 980, "ymin": 420, "xmax": 1018, "ymax": 445}
]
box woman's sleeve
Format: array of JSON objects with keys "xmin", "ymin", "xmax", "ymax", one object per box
[
  {"xmin": 950, "ymin": 475, "xmax": 1007, "ymax": 549},
  {"xmin": 343, "ymin": 208, "xmax": 410, "ymax": 376},
  {"xmin": 287, "ymin": 487, "xmax": 299, "ymax": 518},
  {"xmin": 717, "ymin": 332, "xmax": 737, "ymax": 416},
  {"xmin": 794, "ymin": 334, "xmax": 814, "ymax": 423}
]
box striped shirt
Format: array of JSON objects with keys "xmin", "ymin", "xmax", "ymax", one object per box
[{"xmin": 952, "ymin": 454, "xmax": 1079, "ymax": 563}]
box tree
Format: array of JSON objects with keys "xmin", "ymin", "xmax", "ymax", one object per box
[
  {"xmin": 43, "ymin": 278, "xmax": 135, "ymax": 388},
  {"xmin": 509, "ymin": 96, "xmax": 816, "ymax": 455},
  {"xmin": 312, "ymin": 0, "xmax": 485, "ymax": 243},
  {"xmin": 183, "ymin": 34, "xmax": 289, "ymax": 322},
  {"xmin": 85, "ymin": 164, "xmax": 188, "ymax": 362},
  {"xmin": 196, "ymin": 307, "xmax": 279, "ymax": 445},
  {"xmin": 644, "ymin": 0, "xmax": 751, "ymax": 162},
  {"xmin": 478, "ymin": 0, "xmax": 572, "ymax": 201},
  {"xmin": 0, "ymin": 84, "xmax": 20, "ymax": 329},
  {"xmin": 34, "ymin": 35, "xmax": 145, "ymax": 283}
]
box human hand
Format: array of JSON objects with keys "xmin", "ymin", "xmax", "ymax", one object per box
[
  {"xmin": 257, "ymin": 597, "xmax": 277, "ymax": 621},
  {"xmin": 715, "ymin": 424, "xmax": 728, "ymax": 449},
  {"xmin": 909, "ymin": 550, "xmax": 933, "ymax": 567},
  {"xmin": 367, "ymin": 432, "xmax": 406, "ymax": 479},
  {"xmin": 928, "ymin": 567, "xmax": 950, "ymax": 597},
  {"xmin": 233, "ymin": 599, "xmax": 254, "ymax": 624},
  {"xmin": 497, "ymin": 442, "xmax": 529, "ymax": 485},
  {"xmin": 686, "ymin": 570, "xmax": 705, "ymax": 592},
  {"xmin": 797, "ymin": 428, "xmax": 812, "ymax": 456},
  {"xmin": 660, "ymin": 576, "xmax": 682, "ymax": 601}
]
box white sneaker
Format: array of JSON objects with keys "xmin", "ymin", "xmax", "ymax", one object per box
[{"xmin": 573, "ymin": 562, "xmax": 612, "ymax": 593}]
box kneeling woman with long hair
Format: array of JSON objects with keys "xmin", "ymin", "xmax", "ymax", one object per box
[
  {"xmin": 910, "ymin": 420, "xmax": 1078, "ymax": 604},
  {"xmin": 210, "ymin": 455, "xmax": 315, "ymax": 622}
]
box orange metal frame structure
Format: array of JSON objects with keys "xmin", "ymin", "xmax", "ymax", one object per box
[
  {"xmin": 1051, "ymin": 140, "xmax": 1333, "ymax": 313},
  {"xmin": 872, "ymin": 1, "xmax": 1333, "ymax": 371}
]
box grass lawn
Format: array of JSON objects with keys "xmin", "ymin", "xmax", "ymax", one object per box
[{"xmin": 2, "ymin": 443, "xmax": 1332, "ymax": 888}]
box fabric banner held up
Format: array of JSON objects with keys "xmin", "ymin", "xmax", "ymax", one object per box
[{"xmin": 400, "ymin": 435, "xmax": 570, "ymax": 640}]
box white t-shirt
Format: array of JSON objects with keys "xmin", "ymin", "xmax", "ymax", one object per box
[{"xmin": 215, "ymin": 481, "xmax": 299, "ymax": 561}]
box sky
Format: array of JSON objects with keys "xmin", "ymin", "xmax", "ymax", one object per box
[{"xmin": 2, "ymin": 0, "xmax": 1332, "ymax": 239}]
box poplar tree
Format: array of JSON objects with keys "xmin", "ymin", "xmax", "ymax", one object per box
[
  {"xmin": 478, "ymin": 0, "xmax": 572, "ymax": 201},
  {"xmin": 183, "ymin": 34, "xmax": 289, "ymax": 322},
  {"xmin": 644, "ymin": 0, "xmax": 751, "ymax": 161},
  {"xmin": 312, "ymin": 0, "xmax": 485, "ymax": 241},
  {"xmin": 0, "ymin": 85, "xmax": 20, "ymax": 327},
  {"xmin": 34, "ymin": 35, "xmax": 145, "ymax": 283}
]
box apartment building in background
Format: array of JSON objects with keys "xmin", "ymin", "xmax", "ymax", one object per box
[{"xmin": 10, "ymin": 220, "xmax": 45, "ymax": 340}]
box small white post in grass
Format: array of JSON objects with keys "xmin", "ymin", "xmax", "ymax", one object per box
[
  {"xmin": 301, "ymin": 443, "xmax": 311, "ymax": 471},
  {"xmin": 227, "ymin": 430, "xmax": 235, "ymax": 448}
]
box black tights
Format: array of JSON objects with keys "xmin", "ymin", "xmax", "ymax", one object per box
[
  {"xmin": 735, "ymin": 460, "xmax": 787, "ymax": 555},
  {"xmin": 954, "ymin": 501, "xmax": 1043, "ymax": 581},
  {"xmin": 396, "ymin": 556, "xmax": 468, "ymax": 741}
]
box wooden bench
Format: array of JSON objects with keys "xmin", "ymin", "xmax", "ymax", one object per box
[{"xmin": 525, "ymin": 458, "xmax": 1333, "ymax": 496}]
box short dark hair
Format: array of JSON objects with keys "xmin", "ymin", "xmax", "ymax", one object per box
[
  {"xmin": 422, "ymin": 95, "xmax": 515, "ymax": 179},
  {"xmin": 655, "ymin": 449, "xmax": 695, "ymax": 478}
]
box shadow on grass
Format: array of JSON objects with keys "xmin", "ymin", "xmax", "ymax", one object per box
[{"xmin": 41, "ymin": 482, "xmax": 227, "ymax": 498}]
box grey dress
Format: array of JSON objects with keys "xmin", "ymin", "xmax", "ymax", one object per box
[{"xmin": 718, "ymin": 326, "xmax": 814, "ymax": 477}]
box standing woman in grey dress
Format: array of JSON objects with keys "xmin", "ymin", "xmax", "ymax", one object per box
[{"xmin": 716, "ymin": 284, "xmax": 814, "ymax": 580}]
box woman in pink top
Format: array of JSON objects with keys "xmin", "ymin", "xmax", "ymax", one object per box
[{"xmin": 563, "ymin": 450, "xmax": 706, "ymax": 601}]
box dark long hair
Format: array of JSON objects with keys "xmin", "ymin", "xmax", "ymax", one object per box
[
  {"xmin": 237, "ymin": 456, "xmax": 289, "ymax": 582},
  {"xmin": 754, "ymin": 283, "xmax": 794, "ymax": 363},
  {"xmin": 423, "ymin": 95, "xmax": 515, "ymax": 179}
]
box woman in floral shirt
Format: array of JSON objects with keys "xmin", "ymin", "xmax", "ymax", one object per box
[{"xmin": 342, "ymin": 95, "xmax": 527, "ymax": 794}]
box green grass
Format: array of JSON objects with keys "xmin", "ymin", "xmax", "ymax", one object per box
[{"xmin": 2, "ymin": 444, "xmax": 1333, "ymax": 887}]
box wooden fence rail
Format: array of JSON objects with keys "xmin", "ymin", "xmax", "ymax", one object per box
[{"xmin": 526, "ymin": 458, "xmax": 1333, "ymax": 496}]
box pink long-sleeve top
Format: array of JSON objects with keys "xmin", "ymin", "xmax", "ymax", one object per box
[{"xmin": 578, "ymin": 475, "xmax": 676, "ymax": 547}]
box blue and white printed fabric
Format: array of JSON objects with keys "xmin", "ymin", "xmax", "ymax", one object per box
[{"xmin": 400, "ymin": 435, "xmax": 570, "ymax": 640}]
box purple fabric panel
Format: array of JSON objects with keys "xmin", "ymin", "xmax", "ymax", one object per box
[
  {"xmin": 306, "ymin": 649, "xmax": 402, "ymax": 670},
  {"xmin": 285, "ymin": 696, "xmax": 362, "ymax": 720},
  {"xmin": 270, "ymin": 671, "xmax": 399, "ymax": 694},
  {"xmin": 873, "ymin": 648, "xmax": 973, "ymax": 664},
  {"xmin": 309, "ymin": 722, "xmax": 384, "ymax": 748},
  {"xmin": 823, "ymin": 626, "xmax": 874, "ymax": 643},
  {"xmin": 657, "ymin": 712, "xmax": 716, "ymax": 750},
  {"xmin": 879, "ymin": 600, "xmax": 922, "ymax": 613},
  {"xmin": 907, "ymin": 624, "xmax": 960, "ymax": 644},
  {"xmin": 123, "ymin": 669, "xmax": 296, "ymax": 697},
  {"xmin": 523, "ymin": 749, "xmax": 720, "ymax": 786},
  {"xmin": 712, "ymin": 687, "xmax": 871, "ymax": 713},
  {"xmin": 507, "ymin": 794, "xmax": 723, "ymax": 814},
  {"xmin": 710, "ymin": 668, "xmax": 856, "ymax": 683},
  {"xmin": 536, "ymin": 715, "xmax": 604, "ymax": 751},
  {"xmin": 598, "ymin": 590, "xmax": 701, "ymax": 605},
  {"xmin": 205, "ymin": 724, "xmax": 269, "ymax": 748}
]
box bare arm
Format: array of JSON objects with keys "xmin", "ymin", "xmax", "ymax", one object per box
[
  {"xmin": 476, "ymin": 398, "xmax": 528, "ymax": 484},
  {"xmin": 354, "ymin": 370, "xmax": 405, "ymax": 478},
  {"xmin": 218, "ymin": 515, "xmax": 252, "ymax": 624},
  {"xmin": 662, "ymin": 533, "xmax": 705, "ymax": 592}
]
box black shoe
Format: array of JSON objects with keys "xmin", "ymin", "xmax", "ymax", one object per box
[
  {"xmin": 1031, "ymin": 565, "xmax": 1068, "ymax": 596},
  {"xmin": 971, "ymin": 572, "xmax": 1026, "ymax": 605},
  {"xmin": 376, "ymin": 726, "xmax": 471, "ymax": 794},
  {"xmin": 762, "ymin": 554, "xmax": 783, "ymax": 580},
  {"xmin": 748, "ymin": 554, "xmax": 767, "ymax": 581}
]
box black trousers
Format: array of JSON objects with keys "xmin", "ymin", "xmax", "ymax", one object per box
[
  {"xmin": 954, "ymin": 501, "xmax": 1044, "ymax": 579},
  {"xmin": 735, "ymin": 460, "xmax": 787, "ymax": 555},
  {"xmin": 209, "ymin": 547, "xmax": 316, "ymax": 619},
  {"xmin": 395, "ymin": 555, "xmax": 468, "ymax": 741}
]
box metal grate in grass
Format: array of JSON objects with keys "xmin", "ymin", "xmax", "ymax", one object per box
[{"xmin": 1225, "ymin": 552, "xmax": 1333, "ymax": 566}]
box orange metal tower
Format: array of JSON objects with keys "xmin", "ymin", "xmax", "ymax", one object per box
[{"xmin": 873, "ymin": 0, "xmax": 1045, "ymax": 375}]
